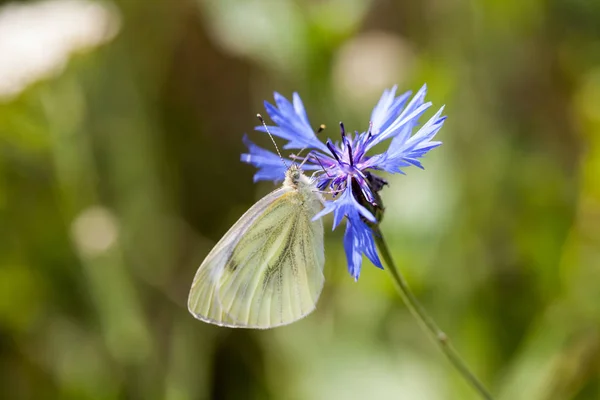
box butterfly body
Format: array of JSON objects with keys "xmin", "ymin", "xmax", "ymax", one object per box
[{"xmin": 188, "ymin": 166, "xmax": 325, "ymax": 329}]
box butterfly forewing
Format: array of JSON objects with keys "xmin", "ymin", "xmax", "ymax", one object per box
[
  {"xmin": 188, "ymin": 183, "xmax": 325, "ymax": 328},
  {"xmin": 188, "ymin": 187, "xmax": 288, "ymax": 326},
  {"xmin": 218, "ymin": 191, "xmax": 324, "ymax": 327}
]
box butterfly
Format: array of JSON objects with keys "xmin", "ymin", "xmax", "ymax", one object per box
[{"xmin": 187, "ymin": 125, "xmax": 326, "ymax": 328}]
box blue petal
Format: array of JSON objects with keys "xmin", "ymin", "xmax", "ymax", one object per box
[
  {"xmin": 293, "ymin": 92, "xmax": 311, "ymax": 126},
  {"xmin": 370, "ymin": 106, "xmax": 445, "ymax": 174},
  {"xmin": 312, "ymin": 185, "xmax": 376, "ymax": 229},
  {"xmin": 369, "ymin": 85, "xmax": 412, "ymax": 136},
  {"xmin": 366, "ymin": 84, "xmax": 431, "ymax": 151},
  {"xmin": 343, "ymin": 216, "xmax": 383, "ymax": 281},
  {"xmin": 240, "ymin": 135, "xmax": 288, "ymax": 182},
  {"xmin": 343, "ymin": 222, "xmax": 363, "ymax": 280},
  {"xmin": 256, "ymin": 92, "xmax": 329, "ymax": 153}
]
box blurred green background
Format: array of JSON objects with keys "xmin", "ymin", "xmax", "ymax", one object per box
[{"xmin": 2, "ymin": 0, "xmax": 600, "ymax": 399}]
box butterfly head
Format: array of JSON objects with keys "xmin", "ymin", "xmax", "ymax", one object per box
[
  {"xmin": 284, "ymin": 164, "xmax": 313, "ymax": 190},
  {"xmin": 284, "ymin": 164, "xmax": 301, "ymax": 187}
]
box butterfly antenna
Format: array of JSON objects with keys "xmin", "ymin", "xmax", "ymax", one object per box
[{"xmin": 257, "ymin": 114, "xmax": 288, "ymax": 169}]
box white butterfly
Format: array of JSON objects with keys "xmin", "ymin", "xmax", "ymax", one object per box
[{"xmin": 187, "ymin": 164, "xmax": 325, "ymax": 329}]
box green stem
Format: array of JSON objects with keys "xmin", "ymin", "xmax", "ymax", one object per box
[{"xmin": 373, "ymin": 228, "xmax": 493, "ymax": 400}]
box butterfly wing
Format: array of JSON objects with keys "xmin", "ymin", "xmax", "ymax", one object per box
[{"xmin": 188, "ymin": 186, "xmax": 325, "ymax": 328}]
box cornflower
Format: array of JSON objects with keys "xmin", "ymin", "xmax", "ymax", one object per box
[{"xmin": 242, "ymin": 85, "xmax": 445, "ymax": 280}]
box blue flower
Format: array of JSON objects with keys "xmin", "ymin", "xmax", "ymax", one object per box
[{"xmin": 241, "ymin": 85, "xmax": 445, "ymax": 280}]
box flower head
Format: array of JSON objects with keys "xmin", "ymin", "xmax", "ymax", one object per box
[{"xmin": 241, "ymin": 85, "xmax": 445, "ymax": 280}]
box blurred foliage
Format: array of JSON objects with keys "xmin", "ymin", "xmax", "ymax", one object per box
[{"xmin": 1, "ymin": 0, "xmax": 600, "ymax": 399}]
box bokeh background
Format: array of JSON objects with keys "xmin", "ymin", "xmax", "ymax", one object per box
[{"xmin": 2, "ymin": 0, "xmax": 600, "ymax": 399}]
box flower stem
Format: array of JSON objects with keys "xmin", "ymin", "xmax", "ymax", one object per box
[{"xmin": 373, "ymin": 228, "xmax": 493, "ymax": 400}]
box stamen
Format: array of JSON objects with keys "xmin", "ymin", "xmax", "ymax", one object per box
[
  {"xmin": 317, "ymin": 124, "xmax": 326, "ymax": 134},
  {"xmin": 311, "ymin": 153, "xmax": 333, "ymax": 177},
  {"xmin": 326, "ymin": 140, "xmax": 342, "ymax": 164},
  {"xmin": 339, "ymin": 122, "xmax": 346, "ymax": 139},
  {"xmin": 348, "ymin": 142, "xmax": 354, "ymax": 166},
  {"xmin": 367, "ymin": 121, "xmax": 373, "ymax": 138}
]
